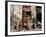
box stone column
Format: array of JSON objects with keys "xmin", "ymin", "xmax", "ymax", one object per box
[{"xmin": 31, "ymin": 6, "xmax": 36, "ymax": 28}]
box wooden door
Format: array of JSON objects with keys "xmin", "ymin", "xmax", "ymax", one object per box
[{"xmin": 22, "ymin": 5, "xmax": 31, "ymax": 30}]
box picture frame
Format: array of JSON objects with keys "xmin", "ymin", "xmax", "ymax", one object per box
[{"xmin": 5, "ymin": 1, "xmax": 45, "ymax": 36}]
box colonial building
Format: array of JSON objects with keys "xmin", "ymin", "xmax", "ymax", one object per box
[{"xmin": 10, "ymin": 5, "xmax": 42, "ymax": 32}]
